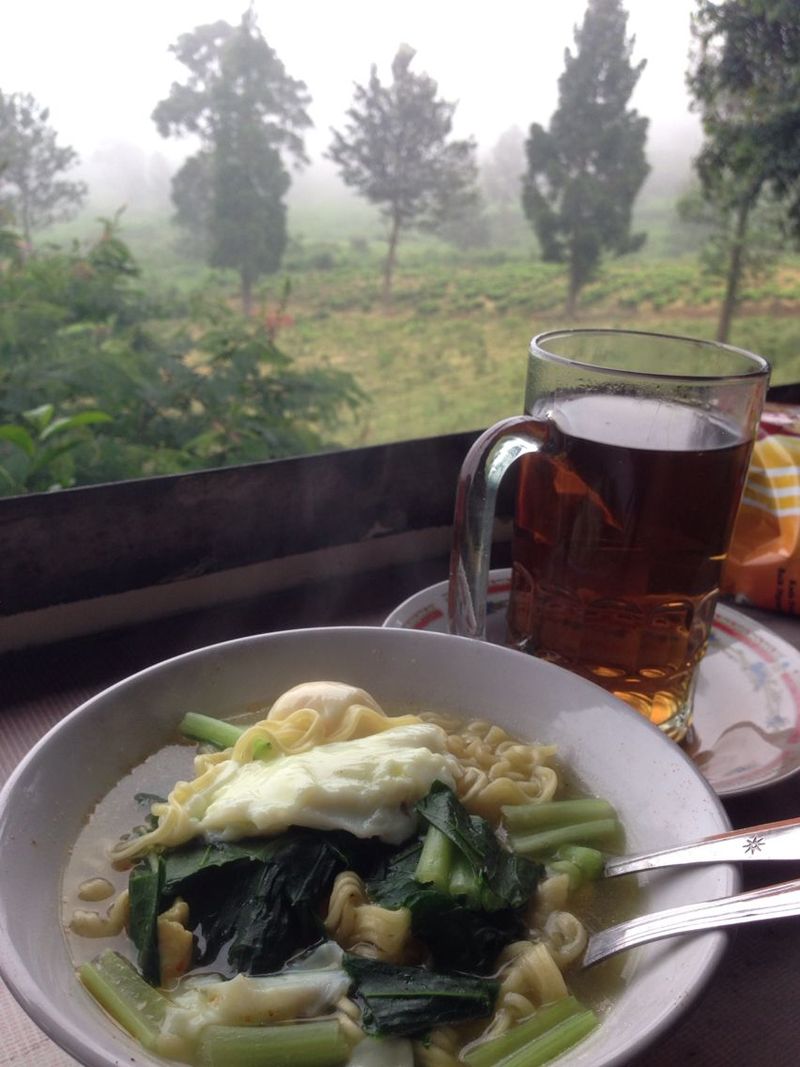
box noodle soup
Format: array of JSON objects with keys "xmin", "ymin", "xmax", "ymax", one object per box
[{"xmin": 64, "ymin": 681, "xmax": 639, "ymax": 1067}]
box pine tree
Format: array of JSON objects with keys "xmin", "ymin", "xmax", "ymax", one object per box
[
  {"xmin": 688, "ymin": 0, "xmax": 800, "ymax": 342},
  {"xmin": 152, "ymin": 8, "xmax": 311, "ymax": 314},
  {"xmin": 522, "ymin": 0, "xmax": 649, "ymax": 316}
]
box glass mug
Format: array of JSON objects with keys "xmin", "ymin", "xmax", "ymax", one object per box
[{"xmin": 449, "ymin": 329, "xmax": 769, "ymax": 741}]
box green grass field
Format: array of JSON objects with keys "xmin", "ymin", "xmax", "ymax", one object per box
[
  {"xmin": 266, "ymin": 254, "xmax": 800, "ymax": 448},
  {"xmin": 43, "ymin": 208, "xmax": 800, "ymax": 453}
]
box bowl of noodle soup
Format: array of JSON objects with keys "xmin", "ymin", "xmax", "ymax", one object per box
[{"xmin": 0, "ymin": 626, "xmax": 736, "ymax": 1067}]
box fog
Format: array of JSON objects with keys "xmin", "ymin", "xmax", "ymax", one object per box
[{"xmin": 1, "ymin": 0, "xmax": 702, "ymax": 220}]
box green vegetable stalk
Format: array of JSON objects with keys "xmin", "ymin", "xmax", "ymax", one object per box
[
  {"xmin": 463, "ymin": 996, "xmax": 599, "ymax": 1067},
  {"xmin": 196, "ymin": 1020, "xmax": 350, "ymax": 1067}
]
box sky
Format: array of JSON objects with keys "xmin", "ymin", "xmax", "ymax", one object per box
[{"xmin": 0, "ymin": 0, "xmax": 701, "ymax": 172}]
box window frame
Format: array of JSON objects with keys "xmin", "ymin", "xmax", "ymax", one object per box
[{"xmin": 0, "ymin": 430, "xmax": 517, "ymax": 652}]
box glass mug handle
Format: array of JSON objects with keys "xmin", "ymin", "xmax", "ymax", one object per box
[{"xmin": 449, "ymin": 415, "xmax": 549, "ymax": 640}]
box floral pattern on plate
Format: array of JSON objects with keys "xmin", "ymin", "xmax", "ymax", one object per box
[{"xmin": 384, "ymin": 569, "xmax": 800, "ymax": 797}]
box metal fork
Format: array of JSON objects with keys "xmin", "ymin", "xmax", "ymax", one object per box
[
  {"xmin": 603, "ymin": 816, "xmax": 800, "ymax": 878},
  {"xmin": 583, "ymin": 876, "xmax": 800, "ymax": 967}
]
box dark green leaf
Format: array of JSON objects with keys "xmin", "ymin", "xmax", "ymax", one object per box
[
  {"xmin": 161, "ymin": 839, "xmax": 286, "ymax": 896},
  {"xmin": 416, "ymin": 895, "xmax": 526, "ymax": 975},
  {"xmin": 369, "ymin": 869, "xmax": 526, "ymax": 974},
  {"xmin": 0, "ymin": 425, "xmax": 35, "ymax": 456},
  {"xmin": 131, "ymin": 793, "xmax": 166, "ymax": 836},
  {"xmin": 160, "ymin": 830, "xmax": 386, "ymax": 975},
  {"xmin": 128, "ymin": 853, "xmax": 164, "ymax": 985},
  {"xmin": 343, "ymin": 954, "xmax": 498, "ymax": 1038},
  {"xmin": 416, "ymin": 782, "xmax": 543, "ymax": 910},
  {"xmin": 23, "ymin": 403, "xmax": 55, "ymax": 431},
  {"xmin": 39, "ymin": 410, "xmax": 111, "ymax": 441},
  {"xmin": 365, "ymin": 786, "xmax": 541, "ymax": 973},
  {"xmin": 416, "ymin": 781, "xmax": 486, "ymax": 870}
]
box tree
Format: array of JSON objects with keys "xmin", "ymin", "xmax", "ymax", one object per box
[
  {"xmin": 0, "ymin": 91, "xmax": 87, "ymax": 245},
  {"xmin": 677, "ymin": 181, "xmax": 786, "ymax": 315},
  {"xmin": 0, "ymin": 219, "xmax": 363, "ymax": 493},
  {"xmin": 522, "ymin": 0, "xmax": 649, "ymax": 316},
  {"xmin": 482, "ymin": 127, "xmax": 526, "ymax": 209},
  {"xmin": 328, "ymin": 45, "xmax": 480, "ymax": 300},
  {"xmin": 152, "ymin": 7, "xmax": 311, "ymax": 314},
  {"xmin": 687, "ymin": 0, "xmax": 800, "ymax": 342},
  {"xmin": 481, "ymin": 127, "xmax": 528, "ymax": 249}
]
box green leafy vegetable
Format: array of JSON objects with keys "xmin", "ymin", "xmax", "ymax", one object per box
[
  {"xmin": 196, "ymin": 1020, "xmax": 350, "ymax": 1067},
  {"xmin": 79, "ymin": 951, "xmax": 170, "ymax": 1051},
  {"xmin": 463, "ymin": 996, "xmax": 598, "ymax": 1067},
  {"xmin": 400, "ymin": 886, "xmax": 527, "ymax": 974},
  {"xmin": 224, "ymin": 858, "xmax": 327, "ymax": 974},
  {"xmin": 125, "ymin": 792, "xmax": 166, "ymax": 838},
  {"xmin": 159, "ymin": 830, "xmax": 385, "ymax": 975},
  {"xmin": 162, "ymin": 839, "xmax": 288, "ymax": 897},
  {"xmin": 364, "ymin": 840, "xmax": 423, "ymax": 908},
  {"xmin": 510, "ymin": 817, "xmax": 620, "ymax": 858},
  {"xmin": 128, "ymin": 853, "xmax": 164, "ymax": 985},
  {"xmin": 134, "ymin": 791, "xmax": 167, "ymax": 812},
  {"xmin": 179, "ymin": 711, "xmax": 246, "ymax": 750},
  {"xmin": 554, "ymin": 845, "xmax": 605, "ymax": 882},
  {"xmin": 502, "ymin": 798, "xmax": 617, "ymax": 834},
  {"xmin": 368, "ymin": 789, "xmax": 542, "ymax": 973},
  {"xmin": 343, "ymin": 954, "xmax": 498, "ymax": 1037},
  {"xmin": 415, "ymin": 824, "xmax": 454, "ymax": 891},
  {"xmin": 416, "ymin": 782, "xmax": 542, "ymax": 910}
]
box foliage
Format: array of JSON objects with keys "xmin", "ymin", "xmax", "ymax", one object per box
[
  {"xmin": 328, "ymin": 45, "xmax": 482, "ymax": 300},
  {"xmin": 5, "ymin": 203, "xmax": 800, "ymax": 497},
  {"xmin": 482, "ymin": 128, "xmax": 526, "ymax": 210},
  {"xmin": 522, "ymin": 0, "xmax": 650, "ymax": 315},
  {"xmin": 480, "ymin": 127, "xmax": 530, "ymax": 250},
  {"xmin": 153, "ymin": 830, "xmax": 372, "ymax": 975},
  {"xmin": 268, "ymin": 251, "xmax": 800, "ymax": 449},
  {"xmin": 0, "ymin": 221, "xmax": 363, "ymax": 497},
  {"xmin": 152, "ymin": 7, "xmax": 312, "ymax": 314},
  {"xmin": 344, "ymin": 955, "xmax": 498, "ymax": 1038},
  {"xmin": 0, "ymin": 403, "xmax": 110, "ymax": 494},
  {"xmin": 687, "ymin": 0, "xmax": 800, "ymax": 340},
  {"xmin": 0, "ymin": 91, "xmax": 87, "ymax": 244},
  {"xmin": 677, "ymin": 182, "xmax": 785, "ymax": 290}
]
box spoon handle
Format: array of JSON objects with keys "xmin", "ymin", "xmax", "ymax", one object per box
[
  {"xmin": 583, "ymin": 877, "xmax": 800, "ymax": 968},
  {"xmin": 603, "ymin": 816, "xmax": 800, "ymax": 877}
]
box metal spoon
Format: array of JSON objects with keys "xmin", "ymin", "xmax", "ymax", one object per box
[
  {"xmin": 603, "ymin": 816, "xmax": 800, "ymax": 878},
  {"xmin": 583, "ymin": 876, "xmax": 800, "ymax": 967}
]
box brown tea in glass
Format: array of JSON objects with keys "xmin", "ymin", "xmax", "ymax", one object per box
[{"xmin": 449, "ymin": 330, "xmax": 769, "ymax": 740}]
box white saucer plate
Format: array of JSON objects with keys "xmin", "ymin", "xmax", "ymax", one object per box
[{"xmin": 384, "ymin": 569, "xmax": 800, "ymax": 798}]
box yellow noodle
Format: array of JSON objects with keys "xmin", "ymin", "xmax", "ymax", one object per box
[
  {"xmin": 482, "ymin": 940, "xmax": 569, "ymax": 1039},
  {"xmin": 325, "ymin": 871, "xmax": 411, "ymax": 963},
  {"xmin": 543, "ymin": 911, "xmax": 588, "ymax": 970},
  {"xmin": 69, "ymin": 889, "xmax": 130, "ymax": 938},
  {"xmin": 530, "ymin": 872, "xmax": 571, "ymax": 927},
  {"xmin": 413, "ymin": 1026, "xmax": 462, "ymax": 1067},
  {"xmin": 440, "ymin": 716, "xmax": 560, "ymax": 822},
  {"xmin": 454, "ymin": 764, "xmax": 559, "ymax": 823},
  {"xmin": 335, "ymin": 995, "xmax": 365, "ymax": 1047},
  {"xmin": 325, "ymin": 871, "xmax": 367, "ymax": 944},
  {"xmin": 157, "ymin": 898, "xmax": 193, "ymax": 986}
]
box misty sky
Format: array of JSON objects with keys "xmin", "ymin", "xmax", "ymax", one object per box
[{"xmin": 2, "ymin": 0, "xmax": 700, "ymax": 173}]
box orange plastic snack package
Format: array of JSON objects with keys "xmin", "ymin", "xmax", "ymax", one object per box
[{"xmin": 722, "ymin": 403, "xmax": 800, "ymax": 614}]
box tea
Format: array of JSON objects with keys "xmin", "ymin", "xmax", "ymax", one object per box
[{"xmin": 507, "ymin": 393, "xmax": 753, "ymax": 737}]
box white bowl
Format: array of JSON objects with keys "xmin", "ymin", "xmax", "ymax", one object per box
[{"xmin": 0, "ymin": 626, "xmax": 737, "ymax": 1067}]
